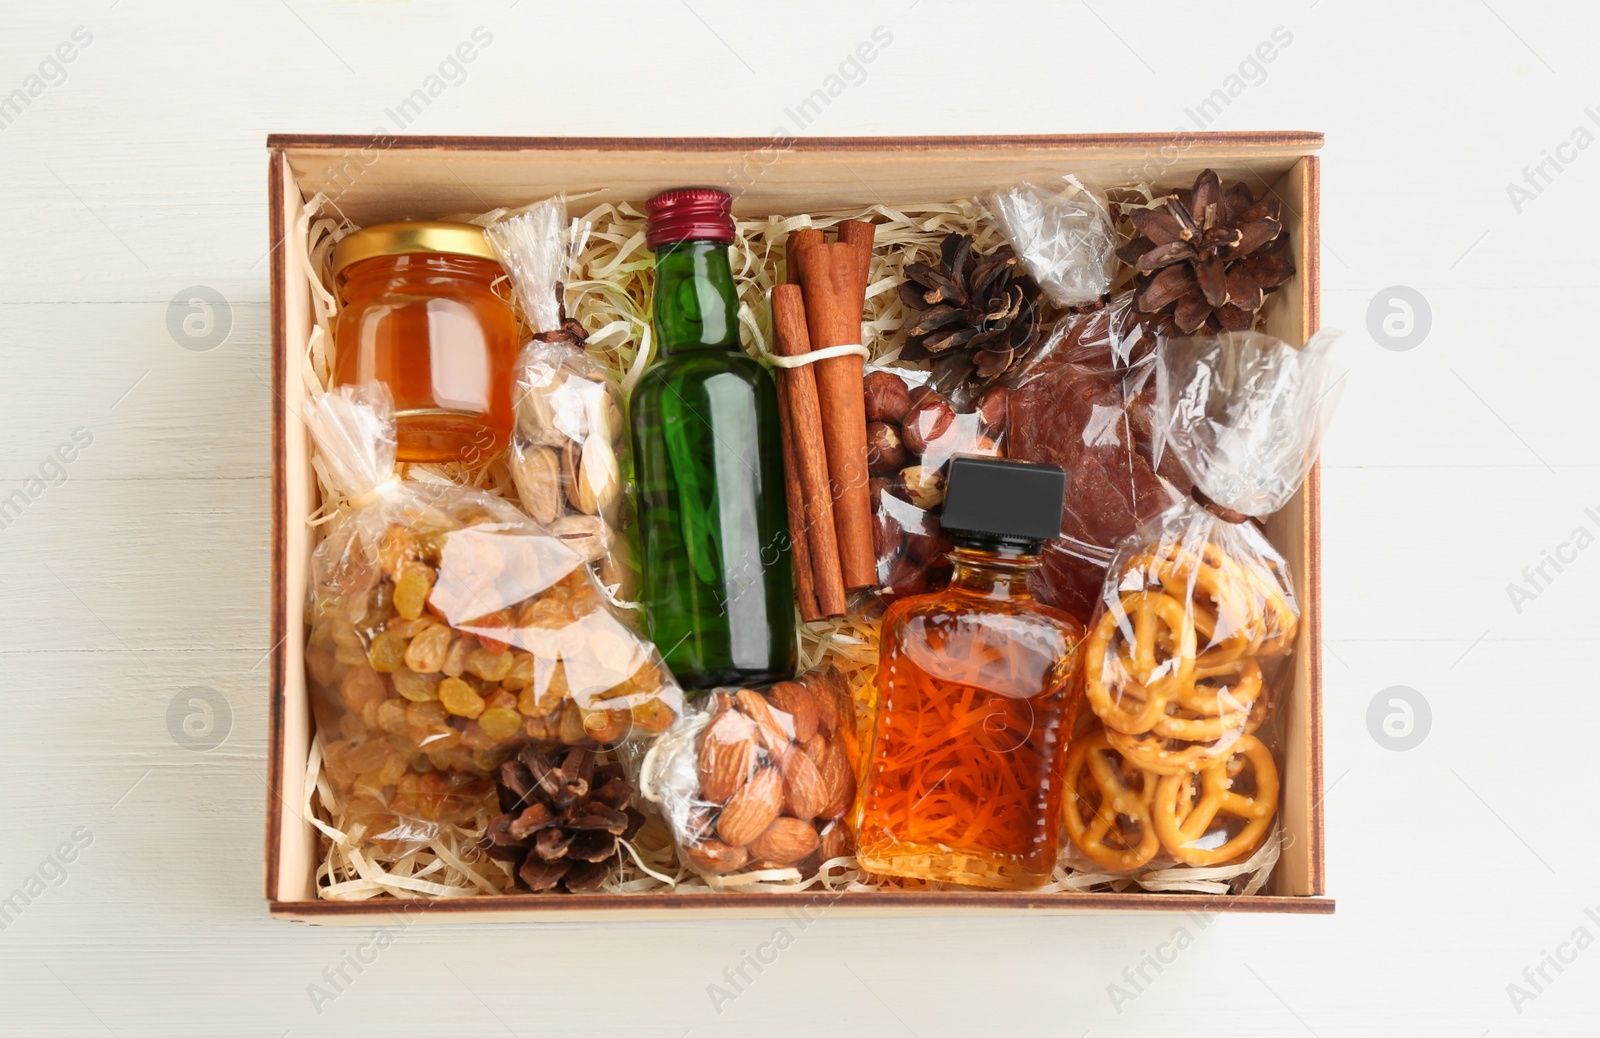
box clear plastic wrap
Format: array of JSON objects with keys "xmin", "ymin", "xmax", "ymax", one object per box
[
  {"xmin": 300, "ymin": 384, "xmax": 683, "ymax": 839},
  {"xmin": 484, "ymin": 195, "xmax": 578, "ymax": 337},
  {"xmin": 864, "ymin": 368, "xmax": 1006, "ymax": 599},
  {"xmin": 981, "ymin": 179, "xmax": 1117, "ymax": 309},
  {"xmin": 639, "ymin": 668, "xmax": 858, "ymax": 882},
  {"xmin": 1005, "ymin": 294, "xmax": 1191, "ymax": 621},
  {"xmin": 1069, "ymin": 328, "xmax": 1338, "ymax": 873}
]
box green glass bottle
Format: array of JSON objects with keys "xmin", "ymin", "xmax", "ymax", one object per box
[{"xmin": 630, "ymin": 188, "xmax": 796, "ymax": 690}]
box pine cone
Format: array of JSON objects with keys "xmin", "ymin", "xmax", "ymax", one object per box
[
  {"xmin": 1120, "ymin": 169, "xmax": 1295, "ymax": 334},
  {"xmin": 480, "ymin": 745, "xmax": 644, "ymax": 893},
  {"xmin": 898, "ymin": 233, "xmax": 1043, "ymax": 386}
]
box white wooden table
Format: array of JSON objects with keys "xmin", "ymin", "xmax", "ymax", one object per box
[{"xmin": 2, "ymin": 1, "xmax": 1594, "ymax": 1034}]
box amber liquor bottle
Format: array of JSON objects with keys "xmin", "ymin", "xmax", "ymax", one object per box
[{"xmin": 857, "ymin": 456, "xmax": 1083, "ymax": 890}]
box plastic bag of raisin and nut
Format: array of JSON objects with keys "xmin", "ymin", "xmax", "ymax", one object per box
[
  {"xmin": 864, "ymin": 366, "xmax": 1008, "ymax": 599},
  {"xmin": 639, "ymin": 668, "xmax": 859, "ymax": 881},
  {"xmin": 300, "ymin": 384, "xmax": 683, "ymax": 839}
]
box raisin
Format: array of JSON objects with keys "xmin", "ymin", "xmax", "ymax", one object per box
[
  {"xmin": 441, "ymin": 636, "xmax": 471, "ymax": 678},
  {"xmin": 378, "ymin": 525, "xmax": 420, "ymax": 580},
  {"xmin": 478, "ymin": 707, "xmax": 523, "ymax": 741},
  {"xmin": 472, "ymin": 747, "xmax": 510, "ymax": 773},
  {"xmin": 517, "ymin": 684, "xmax": 557, "ymax": 718},
  {"xmin": 339, "ymin": 665, "xmax": 387, "ymax": 713},
  {"xmin": 404, "ymin": 625, "xmax": 451, "ymax": 674},
  {"xmin": 500, "ymin": 652, "xmax": 535, "ymax": 691},
  {"xmin": 376, "ymin": 699, "xmax": 410, "ymax": 734},
  {"xmin": 393, "ymin": 564, "xmax": 436, "ymax": 621},
  {"xmin": 439, "ymin": 677, "xmax": 485, "ymax": 719},
  {"xmin": 466, "ymin": 647, "xmax": 514, "ymax": 682},
  {"xmin": 393, "ymin": 667, "xmax": 440, "ymax": 703},
  {"xmin": 366, "ymin": 631, "xmax": 407, "ymax": 673},
  {"xmin": 305, "ymin": 644, "xmax": 340, "ymax": 687},
  {"xmin": 406, "ymin": 700, "xmax": 447, "ymax": 728}
]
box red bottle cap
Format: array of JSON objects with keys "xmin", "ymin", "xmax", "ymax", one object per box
[{"xmin": 646, "ymin": 188, "xmax": 735, "ymax": 249}]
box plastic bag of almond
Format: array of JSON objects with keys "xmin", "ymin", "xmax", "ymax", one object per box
[{"xmin": 638, "ymin": 668, "xmax": 859, "ymax": 884}]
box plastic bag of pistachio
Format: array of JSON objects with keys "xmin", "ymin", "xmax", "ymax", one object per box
[{"xmin": 509, "ymin": 342, "xmax": 636, "ymax": 603}]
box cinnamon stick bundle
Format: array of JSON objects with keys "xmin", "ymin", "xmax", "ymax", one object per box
[
  {"xmin": 772, "ymin": 285, "xmax": 846, "ymax": 619},
  {"xmin": 790, "ymin": 228, "xmax": 876, "ymax": 590}
]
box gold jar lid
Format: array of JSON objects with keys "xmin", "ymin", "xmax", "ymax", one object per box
[{"xmin": 332, "ymin": 220, "xmax": 500, "ymax": 274}]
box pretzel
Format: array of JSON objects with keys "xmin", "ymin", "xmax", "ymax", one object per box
[
  {"xmin": 1109, "ymin": 722, "xmax": 1244, "ymax": 776},
  {"xmin": 1152, "ymin": 734, "xmax": 1279, "ymax": 865},
  {"xmin": 1127, "ymin": 546, "xmax": 1260, "ymax": 661},
  {"xmin": 1084, "ymin": 591, "xmax": 1197, "ymax": 736},
  {"xmin": 1177, "ymin": 657, "xmax": 1263, "ymax": 717},
  {"xmin": 1109, "ymin": 673, "xmax": 1268, "ymax": 773},
  {"xmin": 1062, "ymin": 730, "xmax": 1160, "ymax": 871},
  {"xmin": 1220, "ymin": 549, "xmax": 1298, "ymax": 658}
]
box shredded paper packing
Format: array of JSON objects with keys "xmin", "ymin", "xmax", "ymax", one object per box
[{"xmin": 295, "ymin": 192, "xmax": 1281, "ymax": 900}]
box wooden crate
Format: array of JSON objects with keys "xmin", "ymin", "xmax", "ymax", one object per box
[{"xmin": 266, "ymin": 133, "xmax": 1330, "ymax": 923}]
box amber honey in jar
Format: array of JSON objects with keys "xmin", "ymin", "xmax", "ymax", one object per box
[{"xmin": 332, "ymin": 221, "xmax": 519, "ymax": 463}]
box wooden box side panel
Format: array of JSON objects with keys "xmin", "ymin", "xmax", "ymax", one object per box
[
  {"xmin": 1259, "ymin": 155, "xmax": 1323, "ymax": 897},
  {"xmin": 267, "ymin": 151, "xmax": 319, "ymax": 903},
  {"xmin": 274, "ymin": 133, "xmax": 1323, "ymax": 228}
]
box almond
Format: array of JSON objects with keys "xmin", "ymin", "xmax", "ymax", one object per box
[
  {"xmin": 801, "ymin": 733, "xmax": 828, "ymax": 768},
  {"xmin": 698, "ymin": 711, "xmax": 759, "ymax": 805},
  {"xmin": 767, "ymin": 681, "xmax": 819, "ymax": 743},
  {"xmin": 817, "ymin": 819, "xmax": 852, "ymax": 861},
  {"xmin": 749, "ymin": 817, "xmax": 820, "ymax": 867},
  {"xmin": 686, "ymin": 839, "xmax": 749, "ymax": 875},
  {"xmin": 801, "ymin": 666, "xmax": 849, "ymax": 737},
  {"xmin": 734, "ymin": 689, "xmax": 793, "ymax": 763},
  {"xmin": 684, "ymin": 805, "xmax": 717, "ymax": 842},
  {"xmin": 818, "ymin": 735, "xmax": 857, "ymax": 820},
  {"xmin": 780, "ymin": 747, "xmax": 829, "ymax": 821},
  {"xmin": 716, "ymin": 765, "xmax": 783, "ymax": 847}
]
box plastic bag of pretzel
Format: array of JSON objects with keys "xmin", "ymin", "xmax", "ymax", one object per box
[{"xmin": 1064, "ymin": 328, "xmax": 1340, "ymax": 878}]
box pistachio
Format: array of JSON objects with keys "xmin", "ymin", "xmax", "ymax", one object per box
[
  {"xmin": 564, "ymin": 437, "xmax": 621, "ymax": 515},
  {"xmin": 510, "ymin": 445, "xmax": 564, "ymax": 524},
  {"xmin": 548, "ymin": 514, "xmax": 611, "ymax": 563},
  {"xmin": 515, "ymin": 379, "xmax": 564, "ymax": 448}
]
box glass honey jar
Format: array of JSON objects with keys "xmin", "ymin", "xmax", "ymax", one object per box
[
  {"xmin": 857, "ymin": 456, "xmax": 1083, "ymax": 890},
  {"xmin": 332, "ymin": 221, "xmax": 520, "ymax": 463}
]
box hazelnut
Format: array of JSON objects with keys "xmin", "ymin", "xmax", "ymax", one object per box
[
  {"xmin": 901, "ymin": 395, "xmax": 955, "ymax": 456},
  {"xmin": 976, "ymin": 386, "xmax": 1010, "ymax": 437},
  {"xmin": 866, "ymin": 422, "xmax": 907, "ymax": 476},
  {"xmin": 970, "ymin": 434, "xmax": 1002, "ymax": 458},
  {"xmin": 905, "ymin": 521, "xmax": 953, "ymax": 564},
  {"xmin": 863, "ymin": 370, "xmax": 913, "ymax": 424},
  {"xmin": 872, "ymin": 510, "xmax": 903, "ymax": 562},
  {"xmin": 899, "ymin": 465, "xmax": 946, "ymax": 510},
  {"xmin": 884, "ymin": 556, "xmax": 932, "ymax": 598}
]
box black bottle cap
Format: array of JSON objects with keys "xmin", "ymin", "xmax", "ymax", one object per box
[{"xmin": 940, "ymin": 455, "xmax": 1066, "ymax": 554}]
